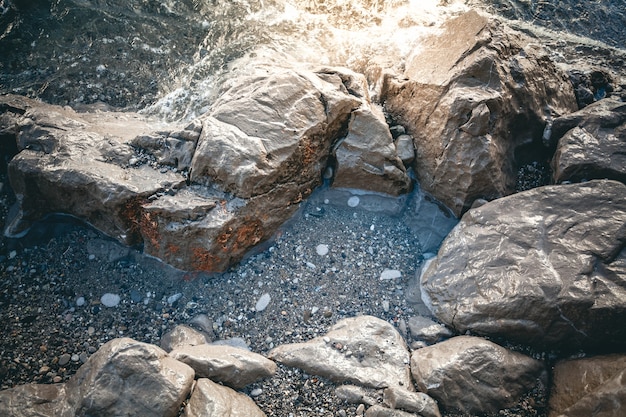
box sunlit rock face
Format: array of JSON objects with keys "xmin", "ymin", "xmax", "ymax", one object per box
[
  {"xmin": 420, "ymin": 180, "xmax": 626, "ymax": 350},
  {"xmin": 381, "ymin": 10, "xmax": 578, "ymax": 216}
]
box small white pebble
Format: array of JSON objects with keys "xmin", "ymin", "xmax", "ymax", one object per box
[
  {"xmin": 250, "ymin": 388, "xmax": 263, "ymax": 397},
  {"xmin": 9, "ymin": 250, "xmax": 17, "ymax": 259},
  {"xmin": 88, "ymin": 254, "xmax": 96, "ymax": 261},
  {"xmin": 76, "ymin": 297, "xmax": 85, "ymax": 307},
  {"xmin": 347, "ymin": 196, "xmax": 360, "ymax": 207},
  {"xmin": 380, "ymin": 269, "xmax": 402, "ymax": 280},
  {"xmin": 316, "ymin": 244, "xmax": 329, "ymax": 256}
]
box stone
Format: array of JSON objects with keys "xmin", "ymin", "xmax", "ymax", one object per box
[
  {"xmin": 411, "ymin": 336, "xmax": 545, "ymax": 415},
  {"xmin": 169, "ymin": 344, "xmax": 276, "ymax": 389},
  {"xmin": 383, "ymin": 387, "xmax": 441, "ymax": 417},
  {"xmin": 100, "ymin": 293, "xmax": 120, "ymax": 308},
  {"xmin": 549, "ymin": 354, "xmax": 626, "ymax": 417},
  {"xmin": 421, "ymin": 180, "xmax": 626, "ymax": 349},
  {"xmin": 332, "ymin": 104, "xmax": 411, "ymax": 195},
  {"xmin": 0, "ymin": 384, "xmax": 68, "ymax": 417},
  {"xmin": 335, "ymin": 385, "xmax": 379, "ymax": 406},
  {"xmin": 380, "ymin": 269, "xmax": 402, "ymax": 280},
  {"xmin": 380, "ymin": 10, "xmax": 578, "ymax": 216},
  {"xmin": 269, "ymin": 315, "xmax": 412, "ymax": 390},
  {"xmin": 551, "ymin": 98, "xmax": 626, "ymax": 184},
  {"xmin": 365, "ymin": 405, "xmax": 416, "ymax": 417},
  {"xmin": 407, "ymin": 316, "xmax": 452, "ymax": 344},
  {"xmin": 255, "ymin": 293, "xmax": 271, "ymax": 312},
  {"xmin": 160, "ymin": 325, "xmax": 212, "ymax": 352},
  {"xmin": 64, "ymin": 338, "xmax": 195, "ymax": 417},
  {"xmin": 394, "ymin": 135, "xmax": 414, "ymax": 166},
  {"xmin": 183, "ymin": 378, "xmax": 266, "ymax": 417}
]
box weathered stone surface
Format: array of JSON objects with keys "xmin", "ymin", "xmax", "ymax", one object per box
[
  {"xmin": 365, "ymin": 404, "xmax": 417, "ymax": 417},
  {"xmin": 411, "ymin": 336, "xmax": 545, "ymax": 415},
  {"xmin": 549, "ymin": 354, "xmax": 626, "ymax": 417},
  {"xmin": 335, "ymin": 385, "xmax": 380, "ymax": 406},
  {"xmin": 407, "ymin": 316, "xmax": 452, "ymax": 345},
  {"xmin": 421, "ymin": 180, "xmax": 626, "ymax": 349},
  {"xmin": 184, "ymin": 378, "xmax": 266, "ymax": 417},
  {"xmin": 65, "ymin": 338, "xmax": 195, "ymax": 417},
  {"xmin": 0, "ymin": 384, "xmax": 69, "ymax": 417},
  {"xmin": 268, "ymin": 316, "xmax": 412, "ymax": 390},
  {"xmin": 169, "ymin": 344, "xmax": 276, "ymax": 389},
  {"xmin": 380, "ymin": 10, "xmax": 577, "ymax": 216},
  {"xmin": 395, "ymin": 134, "xmax": 415, "ymax": 166},
  {"xmin": 551, "ymin": 98, "xmax": 626, "ymax": 184},
  {"xmin": 383, "ymin": 387, "xmax": 441, "ymax": 417},
  {"xmin": 160, "ymin": 324, "xmax": 212, "ymax": 352},
  {"xmin": 332, "ymin": 104, "xmax": 411, "ymax": 195}
]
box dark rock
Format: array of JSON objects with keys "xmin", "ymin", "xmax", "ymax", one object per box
[
  {"xmin": 421, "ymin": 180, "xmax": 626, "ymax": 349},
  {"xmin": 411, "ymin": 336, "xmax": 545, "ymax": 415}
]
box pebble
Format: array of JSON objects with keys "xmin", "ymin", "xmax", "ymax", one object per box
[
  {"xmin": 167, "ymin": 293, "xmax": 182, "ymax": 305},
  {"xmin": 53, "ymin": 376, "xmax": 63, "ymax": 383},
  {"xmin": 88, "ymin": 254, "xmax": 96, "ymax": 260},
  {"xmin": 306, "ymin": 262, "xmax": 317, "ymax": 269},
  {"xmin": 316, "ymin": 244, "xmax": 329, "ymax": 256},
  {"xmin": 347, "ymin": 196, "xmax": 360, "ymax": 207},
  {"xmin": 9, "ymin": 250, "xmax": 17, "ymax": 259},
  {"xmin": 382, "ymin": 300, "xmax": 390, "ymax": 312},
  {"xmin": 58, "ymin": 353, "xmax": 71, "ymax": 366},
  {"xmin": 130, "ymin": 289, "xmax": 142, "ymax": 303},
  {"xmin": 255, "ymin": 293, "xmax": 271, "ymax": 312},
  {"xmin": 356, "ymin": 404, "xmax": 365, "ymax": 416},
  {"xmin": 100, "ymin": 293, "xmax": 121, "ymax": 307},
  {"xmin": 71, "ymin": 354, "xmax": 80, "ymax": 362},
  {"xmin": 75, "ymin": 296, "xmax": 85, "ymax": 307},
  {"xmin": 379, "ymin": 269, "xmax": 402, "ymax": 280},
  {"xmin": 250, "ymin": 388, "xmax": 263, "ymax": 397}
]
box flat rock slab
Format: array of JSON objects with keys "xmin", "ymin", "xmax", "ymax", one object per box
[
  {"xmin": 184, "ymin": 378, "xmax": 266, "ymax": 417},
  {"xmin": 169, "ymin": 344, "xmax": 277, "ymax": 389},
  {"xmin": 421, "ymin": 179, "xmax": 626, "ymax": 349},
  {"xmin": 268, "ymin": 315, "xmax": 412, "ymax": 390},
  {"xmin": 411, "ymin": 336, "xmax": 545, "ymax": 415},
  {"xmin": 549, "ymin": 354, "xmax": 626, "ymax": 417}
]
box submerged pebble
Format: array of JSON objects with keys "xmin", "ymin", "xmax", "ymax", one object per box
[{"xmin": 100, "ymin": 293, "xmax": 120, "ymax": 307}]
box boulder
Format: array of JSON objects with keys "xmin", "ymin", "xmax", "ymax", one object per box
[
  {"xmin": 160, "ymin": 324, "xmax": 212, "ymax": 352},
  {"xmin": 383, "ymin": 387, "xmax": 441, "ymax": 417},
  {"xmin": 268, "ymin": 315, "xmax": 412, "ymax": 390},
  {"xmin": 407, "ymin": 316, "xmax": 452, "ymax": 345},
  {"xmin": 169, "ymin": 344, "xmax": 277, "ymax": 389},
  {"xmin": 380, "ymin": 10, "xmax": 578, "ymax": 216},
  {"xmin": 421, "ymin": 180, "xmax": 626, "ymax": 349},
  {"xmin": 65, "ymin": 338, "xmax": 195, "ymax": 417},
  {"xmin": 183, "ymin": 378, "xmax": 266, "ymax": 417},
  {"xmin": 549, "ymin": 354, "xmax": 626, "ymax": 417},
  {"xmin": 0, "ymin": 384, "xmax": 69, "ymax": 417},
  {"xmin": 332, "ymin": 104, "xmax": 411, "ymax": 195},
  {"xmin": 551, "ymin": 98, "xmax": 626, "ymax": 184},
  {"xmin": 411, "ymin": 336, "xmax": 545, "ymax": 415}
]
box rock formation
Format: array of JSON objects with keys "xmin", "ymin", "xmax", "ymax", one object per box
[
  {"xmin": 380, "ymin": 10, "xmax": 578, "ymax": 216},
  {"xmin": 421, "ymin": 179, "xmax": 626, "ymax": 349}
]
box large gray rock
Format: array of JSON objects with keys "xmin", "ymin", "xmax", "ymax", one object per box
[
  {"xmin": 380, "ymin": 10, "xmax": 577, "ymax": 216},
  {"xmin": 332, "ymin": 104, "xmax": 411, "ymax": 195},
  {"xmin": 268, "ymin": 315, "xmax": 412, "ymax": 390},
  {"xmin": 0, "ymin": 384, "xmax": 69, "ymax": 417},
  {"xmin": 551, "ymin": 98, "xmax": 626, "ymax": 184},
  {"xmin": 65, "ymin": 338, "xmax": 195, "ymax": 417},
  {"xmin": 184, "ymin": 378, "xmax": 266, "ymax": 417},
  {"xmin": 421, "ymin": 180, "xmax": 626, "ymax": 349},
  {"xmin": 169, "ymin": 344, "xmax": 277, "ymax": 389},
  {"xmin": 549, "ymin": 354, "xmax": 626, "ymax": 417},
  {"xmin": 160, "ymin": 324, "xmax": 212, "ymax": 352},
  {"xmin": 411, "ymin": 336, "xmax": 545, "ymax": 415},
  {"xmin": 383, "ymin": 387, "xmax": 441, "ymax": 417}
]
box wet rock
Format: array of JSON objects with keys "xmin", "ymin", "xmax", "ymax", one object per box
[
  {"xmin": 421, "ymin": 180, "xmax": 626, "ymax": 349},
  {"xmin": 0, "ymin": 384, "xmax": 67, "ymax": 417},
  {"xmin": 365, "ymin": 404, "xmax": 416, "ymax": 417},
  {"xmin": 183, "ymin": 378, "xmax": 266, "ymax": 417},
  {"xmin": 64, "ymin": 338, "xmax": 194, "ymax": 417},
  {"xmin": 380, "ymin": 10, "xmax": 577, "ymax": 216},
  {"xmin": 269, "ymin": 315, "xmax": 412, "ymax": 390},
  {"xmin": 551, "ymin": 98, "xmax": 626, "ymax": 184},
  {"xmin": 335, "ymin": 385, "xmax": 380, "ymax": 406},
  {"xmin": 169, "ymin": 344, "xmax": 276, "ymax": 389},
  {"xmin": 383, "ymin": 387, "xmax": 441, "ymax": 417},
  {"xmin": 394, "ymin": 135, "xmax": 415, "ymax": 166},
  {"xmin": 160, "ymin": 324, "xmax": 212, "ymax": 352},
  {"xmin": 549, "ymin": 354, "xmax": 626, "ymax": 417},
  {"xmin": 411, "ymin": 336, "xmax": 545, "ymax": 415},
  {"xmin": 407, "ymin": 316, "xmax": 452, "ymax": 344},
  {"xmin": 332, "ymin": 104, "xmax": 411, "ymax": 195}
]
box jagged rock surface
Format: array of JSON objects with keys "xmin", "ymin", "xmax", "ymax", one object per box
[
  {"xmin": 549, "ymin": 354, "xmax": 626, "ymax": 417},
  {"xmin": 268, "ymin": 315, "xmax": 412, "ymax": 390},
  {"xmin": 380, "ymin": 10, "xmax": 578, "ymax": 216},
  {"xmin": 550, "ymin": 98, "xmax": 626, "ymax": 184},
  {"xmin": 411, "ymin": 336, "xmax": 545, "ymax": 415},
  {"xmin": 421, "ymin": 180, "xmax": 626, "ymax": 349}
]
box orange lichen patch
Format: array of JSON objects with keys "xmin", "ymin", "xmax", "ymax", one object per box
[
  {"xmin": 118, "ymin": 197, "xmax": 147, "ymax": 245},
  {"xmin": 191, "ymin": 247, "xmax": 222, "ymax": 272},
  {"xmin": 166, "ymin": 243, "xmax": 180, "ymax": 255},
  {"xmin": 139, "ymin": 211, "xmax": 161, "ymax": 252},
  {"xmin": 300, "ymin": 136, "xmax": 318, "ymax": 166},
  {"xmin": 234, "ymin": 219, "xmax": 264, "ymax": 249}
]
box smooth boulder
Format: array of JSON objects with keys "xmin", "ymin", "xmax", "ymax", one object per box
[
  {"xmin": 184, "ymin": 378, "xmax": 266, "ymax": 417},
  {"xmin": 411, "ymin": 336, "xmax": 545, "ymax": 415},
  {"xmin": 381, "ymin": 10, "xmax": 577, "ymax": 216},
  {"xmin": 421, "ymin": 180, "xmax": 626, "ymax": 349},
  {"xmin": 160, "ymin": 324, "xmax": 212, "ymax": 352},
  {"xmin": 268, "ymin": 315, "xmax": 412, "ymax": 390}
]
